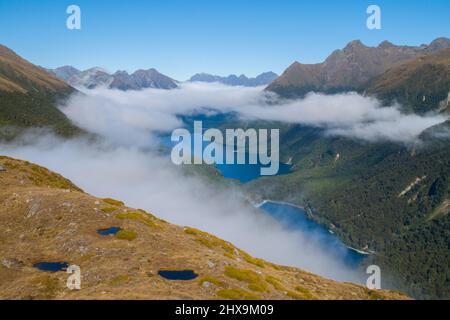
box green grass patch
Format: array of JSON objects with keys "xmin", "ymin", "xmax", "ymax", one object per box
[
  {"xmin": 198, "ymin": 276, "xmax": 224, "ymax": 287},
  {"xmin": 116, "ymin": 211, "xmax": 160, "ymax": 228},
  {"xmin": 265, "ymin": 275, "xmax": 285, "ymax": 291},
  {"xmin": 224, "ymin": 266, "xmax": 269, "ymax": 292},
  {"xmin": 30, "ymin": 275, "xmax": 62, "ymax": 299},
  {"xmin": 291, "ymin": 286, "xmax": 315, "ymax": 300},
  {"xmin": 239, "ymin": 250, "xmax": 265, "ymax": 268},
  {"xmin": 286, "ymin": 290, "xmax": 308, "ymax": 300},
  {"xmin": 103, "ymin": 198, "xmax": 124, "ymax": 207},
  {"xmin": 217, "ymin": 288, "xmax": 261, "ymax": 300},
  {"xmin": 115, "ymin": 230, "xmax": 137, "ymax": 241},
  {"xmin": 367, "ymin": 290, "xmax": 385, "ymax": 300},
  {"xmin": 223, "ymin": 252, "xmax": 234, "ymax": 259},
  {"xmin": 184, "ymin": 227, "xmax": 235, "ymax": 254},
  {"xmin": 248, "ymin": 282, "xmax": 269, "ymax": 292},
  {"xmin": 108, "ymin": 275, "xmax": 131, "ymax": 285}
]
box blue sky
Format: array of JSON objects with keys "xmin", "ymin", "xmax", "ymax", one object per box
[{"xmin": 0, "ymin": 0, "xmax": 449, "ymax": 80}]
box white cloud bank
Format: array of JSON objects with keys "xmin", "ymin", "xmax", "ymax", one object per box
[{"xmin": 63, "ymin": 82, "xmax": 448, "ymax": 144}]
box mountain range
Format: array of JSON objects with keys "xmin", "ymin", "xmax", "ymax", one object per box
[
  {"xmin": 48, "ymin": 67, "xmax": 278, "ymax": 89},
  {"xmin": 189, "ymin": 72, "xmax": 278, "ymax": 87},
  {"xmin": 46, "ymin": 66, "xmax": 178, "ymax": 90},
  {"xmin": 266, "ymin": 37, "xmax": 450, "ymax": 99}
]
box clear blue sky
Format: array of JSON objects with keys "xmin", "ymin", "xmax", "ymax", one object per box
[{"xmin": 0, "ymin": 0, "xmax": 449, "ymax": 80}]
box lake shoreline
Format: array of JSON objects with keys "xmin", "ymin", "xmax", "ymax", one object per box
[{"xmin": 254, "ymin": 199, "xmax": 372, "ymax": 256}]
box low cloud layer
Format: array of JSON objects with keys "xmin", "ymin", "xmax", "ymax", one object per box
[
  {"xmin": 63, "ymin": 83, "xmax": 448, "ymax": 144},
  {"xmin": 1, "ymin": 134, "xmax": 362, "ymax": 282}
]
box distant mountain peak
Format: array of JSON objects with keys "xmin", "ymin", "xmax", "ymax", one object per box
[
  {"xmin": 290, "ymin": 61, "xmax": 302, "ymax": 68},
  {"xmin": 85, "ymin": 66, "xmax": 109, "ymax": 73},
  {"xmin": 259, "ymin": 71, "xmax": 278, "ymax": 76},
  {"xmin": 110, "ymin": 68, "xmax": 177, "ymax": 90},
  {"xmin": 113, "ymin": 70, "xmax": 129, "ymax": 75},
  {"xmin": 428, "ymin": 37, "xmax": 450, "ymax": 51},
  {"xmin": 344, "ymin": 39, "xmax": 367, "ymax": 51},
  {"xmin": 189, "ymin": 71, "xmax": 278, "ymax": 87},
  {"xmin": 55, "ymin": 65, "xmax": 81, "ymax": 72},
  {"xmin": 378, "ymin": 40, "xmax": 395, "ymax": 48}
]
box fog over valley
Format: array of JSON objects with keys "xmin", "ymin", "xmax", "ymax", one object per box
[{"xmin": 2, "ymin": 83, "xmax": 447, "ymax": 284}]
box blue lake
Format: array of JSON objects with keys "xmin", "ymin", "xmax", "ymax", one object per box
[
  {"xmin": 258, "ymin": 201, "xmax": 367, "ymax": 267},
  {"xmin": 161, "ymin": 133, "xmax": 292, "ymax": 183},
  {"xmin": 216, "ymin": 162, "xmax": 291, "ymax": 183},
  {"xmin": 158, "ymin": 270, "xmax": 198, "ymax": 280}
]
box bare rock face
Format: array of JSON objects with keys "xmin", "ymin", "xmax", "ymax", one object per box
[
  {"xmin": 0, "ymin": 165, "xmax": 6, "ymax": 172},
  {"xmin": 266, "ymin": 37, "xmax": 450, "ymax": 98}
]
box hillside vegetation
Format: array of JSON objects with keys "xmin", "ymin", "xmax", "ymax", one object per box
[{"xmin": 240, "ymin": 120, "xmax": 450, "ymax": 299}]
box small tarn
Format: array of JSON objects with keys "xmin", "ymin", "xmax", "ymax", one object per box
[
  {"xmin": 33, "ymin": 262, "xmax": 69, "ymax": 272},
  {"xmin": 97, "ymin": 227, "xmax": 122, "ymax": 236},
  {"xmin": 158, "ymin": 270, "xmax": 198, "ymax": 280}
]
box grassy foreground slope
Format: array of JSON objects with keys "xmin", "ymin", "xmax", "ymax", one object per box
[
  {"xmin": 0, "ymin": 45, "xmax": 81, "ymax": 139},
  {"xmin": 0, "ymin": 156, "xmax": 407, "ymax": 300}
]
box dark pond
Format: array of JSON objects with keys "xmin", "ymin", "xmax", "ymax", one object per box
[
  {"xmin": 158, "ymin": 270, "xmax": 198, "ymax": 280},
  {"xmin": 97, "ymin": 227, "xmax": 122, "ymax": 236},
  {"xmin": 33, "ymin": 262, "xmax": 69, "ymax": 272}
]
